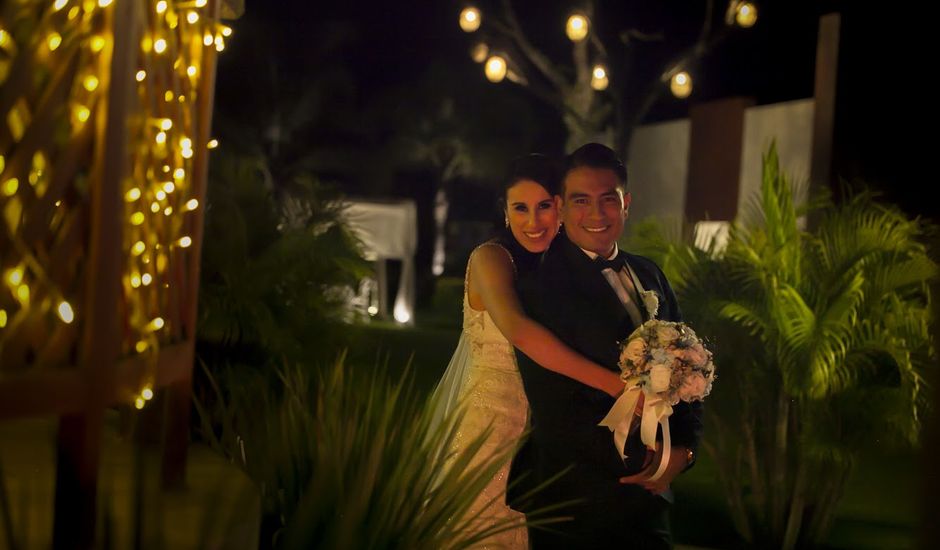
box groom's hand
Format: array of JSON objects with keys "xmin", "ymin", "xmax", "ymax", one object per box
[{"xmin": 618, "ymin": 443, "xmax": 687, "ymax": 495}]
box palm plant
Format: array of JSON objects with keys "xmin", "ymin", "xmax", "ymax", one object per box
[
  {"xmin": 631, "ymin": 145, "xmax": 936, "ymax": 548},
  {"xmin": 197, "ymin": 150, "xmax": 370, "ymax": 368},
  {"xmin": 194, "ymin": 354, "xmax": 548, "ymax": 549}
]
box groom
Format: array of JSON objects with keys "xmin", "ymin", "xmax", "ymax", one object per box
[{"xmin": 509, "ymin": 143, "xmax": 704, "ymax": 548}]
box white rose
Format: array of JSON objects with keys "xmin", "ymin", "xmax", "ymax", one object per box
[{"xmin": 648, "ymin": 364, "xmax": 672, "ymax": 393}]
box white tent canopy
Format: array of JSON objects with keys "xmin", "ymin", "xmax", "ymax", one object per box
[{"xmin": 343, "ymin": 199, "xmax": 417, "ymax": 324}]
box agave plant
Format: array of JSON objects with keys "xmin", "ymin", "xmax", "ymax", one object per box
[
  {"xmin": 630, "ymin": 145, "xmax": 936, "ymax": 548},
  {"xmin": 194, "ymin": 354, "xmax": 550, "ymax": 549}
]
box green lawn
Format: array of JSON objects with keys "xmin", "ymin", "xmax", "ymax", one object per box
[{"xmin": 338, "ymin": 287, "xmax": 925, "ymax": 549}]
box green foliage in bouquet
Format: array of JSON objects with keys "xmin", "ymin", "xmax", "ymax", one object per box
[
  {"xmin": 628, "ymin": 144, "xmax": 936, "ymax": 548},
  {"xmin": 194, "ymin": 354, "xmax": 549, "ymax": 549}
]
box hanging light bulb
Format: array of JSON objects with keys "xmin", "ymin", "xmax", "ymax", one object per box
[
  {"xmin": 484, "ymin": 55, "xmax": 507, "ymax": 83},
  {"xmin": 566, "ymin": 13, "xmax": 589, "ymax": 42},
  {"xmin": 470, "ymin": 42, "xmax": 489, "ymax": 63},
  {"xmin": 459, "ymin": 6, "xmax": 482, "ymax": 32},
  {"xmin": 591, "ymin": 64, "xmax": 609, "ymax": 91},
  {"xmin": 670, "ymin": 71, "xmax": 693, "ymax": 98},
  {"xmin": 735, "ymin": 1, "xmax": 758, "ymax": 28}
]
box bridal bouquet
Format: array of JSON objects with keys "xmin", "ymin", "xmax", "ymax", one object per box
[{"xmin": 599, "ymin": 319, "xmax": 715, "ymax": 480}]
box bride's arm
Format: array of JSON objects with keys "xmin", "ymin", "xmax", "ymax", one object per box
[{"xmin": 469, "ymin": 245, "xmax": 623, "ymax": 397}]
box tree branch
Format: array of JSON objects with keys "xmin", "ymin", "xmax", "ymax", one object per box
[{"xmin": 496, "ymin": 0, "xmax": 569, "ymax": 92}]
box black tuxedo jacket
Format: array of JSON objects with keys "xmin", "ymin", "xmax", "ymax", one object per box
[{"xmin": 508, "ymin": 231, "xmax": 704, "ymax": 546}]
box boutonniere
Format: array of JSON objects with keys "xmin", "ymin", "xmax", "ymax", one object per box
[{"xmin": 640, "ymin": 289, "xmax": 659, "ymax": 319}]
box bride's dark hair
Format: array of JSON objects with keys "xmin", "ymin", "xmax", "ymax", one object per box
[{"xmin": 500, "ymin": 153, "xmax": 561, "ymax": 198}]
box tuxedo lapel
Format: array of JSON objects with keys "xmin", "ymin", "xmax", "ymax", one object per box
[{"xmin": 557, "ymin": 234, "xmax": 635, "ymax": 337}]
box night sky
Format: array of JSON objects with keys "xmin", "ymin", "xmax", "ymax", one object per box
[{"xmin": 215, "ymin": 0, "xmax": 934, "ymax": 222}]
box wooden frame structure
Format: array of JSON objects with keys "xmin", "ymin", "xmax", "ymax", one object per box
[{"xmin": 0, "ymin": 0, "xmax": 233, "ymax": 544}]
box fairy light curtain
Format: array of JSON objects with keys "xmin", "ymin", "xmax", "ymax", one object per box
[{"xmin": 0, "ymin": 0, "xmax": 232, "ymax": 414}]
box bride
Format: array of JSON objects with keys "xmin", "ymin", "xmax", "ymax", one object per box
[{"xmin": 433, "ymin": 154, "xmax": 624, "ymax": 548}]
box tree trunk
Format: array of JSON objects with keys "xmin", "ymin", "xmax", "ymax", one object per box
[{"xmin": 770, "ymin": 389, "xmax": 790, "ymax": 539}]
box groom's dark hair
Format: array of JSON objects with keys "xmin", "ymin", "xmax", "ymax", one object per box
[{"xmin": 561, "ymin": 143, "xmax": 628, "ymax": 196}]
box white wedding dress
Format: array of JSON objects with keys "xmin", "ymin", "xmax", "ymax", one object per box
[{"xmin": 433, "ymin": 243, "xmax": 529, "ymax": 549}]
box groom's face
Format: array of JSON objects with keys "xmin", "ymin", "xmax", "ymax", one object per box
[{"xmin": 560, "ymin": 166, "xmax": 630, "ymax": 257}]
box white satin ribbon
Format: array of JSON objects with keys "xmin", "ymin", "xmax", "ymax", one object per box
[{"xmin": 598, "ymin": 382, "xmax": 673, "ymax": 481}]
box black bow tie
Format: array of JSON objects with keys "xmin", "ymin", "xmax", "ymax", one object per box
[{"xmin": 594, "ymin": 254, "xmax": 623, "ymax": 272}]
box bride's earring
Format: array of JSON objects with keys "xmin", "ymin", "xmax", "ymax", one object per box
[{"xmin": 504, "ymin": 216, "xmax": 509, "ymax": 228}]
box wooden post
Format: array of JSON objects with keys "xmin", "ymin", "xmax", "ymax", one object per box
[
  {"xmin": 685, "ymin": 97, "xmax": 754, "ymax": 223},
  {"xmin": 809, "ymin": 13, "xmax": 841, "ymax": 206},
  {"xmin": 52, "ymin": 0, "xmax": 140, "ymax": 545},
  {"xmin": 161, "ymin": 0, "xmax": 223, "ymax": 489}
]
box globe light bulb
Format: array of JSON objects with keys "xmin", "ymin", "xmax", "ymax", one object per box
[
  {"xmin": 735, "ymin": 2, "xmax": 758, "ymax": 28},
  {"xmin": 566, "ymin": 14, "xmax": 589, "ymax": 42},
  {"xmin": 670, "ymin": 71, "xmax": 693, "ymax": 98},
  {"xmin": 484, "ymin": 55, "xmax": 507, "ymax": 83},
  {"xmin": 459, "ymin": 7, "xmax": 482, "ymax": 32}
]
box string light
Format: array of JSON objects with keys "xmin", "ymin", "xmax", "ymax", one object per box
[
  {"xmin": 566, "ymin": 14, "xmax": 589, "ymax": 42},
  {"xmin": 132, "ymin": 241, "xmax": 146, "ymax": 255},
  {"xmin": 203, "ymin": 33, "xmax": 213, "ymax": 46},
  {"xmin": 164, "ymin": 206, "xmax": 173, "ymax": 215},
  {"xmin": 156, "ymin": 0, "xmax": 167, "ymax": 14},
  {"xmin": 187, "ymin": 12, "xmax": 199, "ymax": 24},
  {"xmin": 5, "ymin": 267, "xmax": 23, "ymax": 286},
  {"xmin": 148, "ymin": 317, "xmax": 165, "ymax": 331},
  {"xmin": 185, "ymin": 199, "xmax": 199, "ymax": 211},
  {"xmin": 160, "ymin": 118, "xmax": 173, "ymax": 130},
  {"xmin": 670, "ymin": 71, "xmax": 693, "ymax": 98},
  {"xmin": 135, "ymin": 397, "xmax": 145, "ymax": 409},
  {"xmin": 75, "ymin": 105, "xmax": 91, "ymax": 122},
  {"xmin": 735, "ymin": 1, "xmax": 758, "ymax": 28},
  {"xmin": 2, "ymin": 178, "xmax": 18, "ymax": 196},
  {"xmin": 90, "ymin": 35, "xmax": 106, "ymax": 52},
  {"xmin": 181, "ymin": 148, "xmax": 193, "ymax": 159},
  {"xmin": 155, "ymin": 131, "xmax": 166, "ymax": 144},
  {"xmin": 214, "ymin": 35, "xmax": 225, "ymax": 51},
  {"xmin": 154, "ymin": 38, "xmax": 167, "ymax": 54},
  {"xmin": 156, "ymin": 190, "xmax": 166, "ymax": 200},
  {"xmin": 83, "ymin": 75, "xmax": 99, "ymax": 91},
  {"xmin": 141, "ymin": 273, "xmax": 153, "ymax": 285},
  {"xmin": 459, "ymin": 7, "xmax": 481, "ymax": 32},
  {"xmin": 151, "ymin": 202, "xmax": 160, "ymax": 213},
  {"xmin": 187, "ymin": 65, "xmax": 197, "ymax": 76},
  {"xmin": 130, "ymin": 274, "xmax": 142, "ymax": 288},
  {"xmin": 125, "ymin": 187, "xmax": 141, "ymax": 201},
  {"xmin": 130, "ymin": 212, "xmax": 145, "ymax": 225},
  {"xmin": 196, "ymin": 0, "xmax": 207, "ymax": 6},
  {"xmin": 135, "ymin": 340, "xmax": 148, "ymax": 352},
  {"xmin": 47, "ymin": 32, "xmax": 62, "ymax": 51},
  {"xmin": 54, "ymin": 0, "xmax": 68, "ymax": 11},
  {"xmin": 484, "ymin": 55, "xmax": 507, "ymax": 83},
  {"xmin": 0, "ymin": 309, "xmax": 7, "ymax": 328},
  {"xmin": 174, "ymin": 168, "xmax": 185, "ymax": 179},
  {"xmin": 16, "ymin": 285, "xmax": 29, "ymax": 305},
  {"xmin": 57, "ymin": 301, "xmax": 75, "ymax": 323},
  {"xmin": 163, "ymin": 181, "xmax": 175, "ymax": 193},
  {"xmin": 207, "ymin": 139, "xmax": 218, "ymax": 149},
  {"xmin": 98, "ymin": 0, "xmax": 113, "ymax": 7},
  {"xmin": 177, "ymin": 236, "xmax": 192, "ymax": 248},
  {"xmin": 221, "ymin": 25, "xmax": 233, "ymax": 37},
  {"xmin": 136, "ymin": 70, "xmax": 146, "ymax": 81},
  {"xmin": 142, "ymin": 387, "xmax": 154, "ymax": 400},
  {"xmin": 591, "ymin": 64, "xmax": 609, "ymax": 91}
]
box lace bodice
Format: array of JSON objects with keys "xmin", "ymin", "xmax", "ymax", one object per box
[{"xmin": 449, "ymin": 242, "xmax": 529, "ymax": 549}]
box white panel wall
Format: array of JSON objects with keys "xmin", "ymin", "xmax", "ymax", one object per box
[
  {"xmin": 626, "ymin": 118, "xmax": 691, "ymax": 229},
  {"xmin": 624, "ymin": 98, "xmax": 814, "ymax": 231},
  {"xmin": 739, "ymin": 99, "xmax": 814, "ymax": 218}
]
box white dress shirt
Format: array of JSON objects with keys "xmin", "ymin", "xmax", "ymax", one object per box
[{"xmin": 580, "ymin": 244, "xmax": 644, "ymax": 327}]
